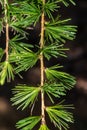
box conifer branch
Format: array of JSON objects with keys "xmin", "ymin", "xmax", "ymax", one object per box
[
  {"xmin": 40, "ymin": 0, "xmax": 46, "ymax": 125},
  {"xmin": 1, "ymin": 0, "xmax": 77, "ymax": 129}
]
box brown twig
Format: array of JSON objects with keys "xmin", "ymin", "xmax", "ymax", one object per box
[
  {"xmin": 4, "ymin": 0, "xmax": 9, "ymax": 61},
  {"xmin": 40, "ymin": 0, "xmax": 46, "ymax": 125}
]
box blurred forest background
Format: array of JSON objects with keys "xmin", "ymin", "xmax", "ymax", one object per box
[{"xmin": 0, "ymin": 0, "xmax": 87, "ymax": 130}]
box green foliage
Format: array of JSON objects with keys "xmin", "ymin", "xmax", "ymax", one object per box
[
  {"xmin": 46, "ymin": 104, "xmax": 74, "ymax": 130},
  {"xmin": 45, "ymin": 65, "xmax": 76, "ymax": 90},
  {"xmin": 0, "ymin": 48, "xmax": 4, "ymax": 61},
  {"xmin": 9, "ymin": 1, "xmax": 41, "ymax": 31},
  {"xmin": 42, "ymin": 43, "xmax": 68, "ymax": 60},
  {"xmin": 44, "ymin": 1, "xmax": 59, "ymax": 19},
  {"xmin": 10, "ymin": 51, "xmax": 38, "ymax": 73},
  {"xmin": 43, "ymin": 82, "xmax": 66, "ymax": 103},
  {"xmin": 39, "ymin": 124, "xmax": 50, "ymax": 130},
  {"xmin": 9, "ymin": 35, "xmax": 38, "ymax": 73},
  {"xmin": 11, "ymin": 85, "xmax": 41, "ymax": 110},
  {"xmin": 0, "ymin": 61, "xmax": 14, "ymax": 85},
  {"xmin": 16, "ymin": 116, "xmax": 41, "ymax": 130},
  {"xmin": 0, "ymin": 19, "xmax": 3, "ymax": 33},
  {"xmin": 9, "ymin": 35, "xmax": 34, "ymax": 53},
  {"xmin": 60, "ymin": 0, "xmax": 76, "ymax": 6},
  {"xmin": 0, "ymin": 0, "xmax": 77, "ymax": 129},
  {"xmin": 45, "ymin": 19, "xmax": 77, "ymax": 43}
]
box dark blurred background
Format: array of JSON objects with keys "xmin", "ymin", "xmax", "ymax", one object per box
[{"xmin": 0, "ymin": 0, "xmax": 87, "ymax": 130}]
